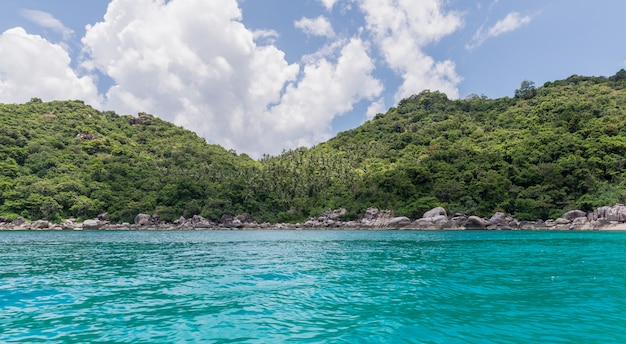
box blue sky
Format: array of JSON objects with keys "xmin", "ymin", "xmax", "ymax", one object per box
[{"xmin": 1, "ymin": 0, "xmax": 625, "ymax": 158}]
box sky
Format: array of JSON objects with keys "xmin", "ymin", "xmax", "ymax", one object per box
[{"xmin": 1, "ymin": 0, "xmax": 625, "ymax": 158}]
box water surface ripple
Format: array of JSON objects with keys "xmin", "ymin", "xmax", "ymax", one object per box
[{"xmin": 1, "ymin": 230, "xmax": 625, "ymax": 343}]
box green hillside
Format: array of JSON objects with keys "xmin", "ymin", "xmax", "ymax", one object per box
[
  {"xmin": 259, "ymin": 70, "xmax": 626, "ymax": 221},
  {"xmin": 0, "ymin": 99, "xmax": 257, "ymax": 223},
  {"xmin": 2, "ymin": 70, "xmax": 626, "ymax": 223}
]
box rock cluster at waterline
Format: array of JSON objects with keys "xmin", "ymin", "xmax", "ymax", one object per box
[{"xmin": 3, "ymin": 204, "xmax": 626, "ymax": 230}]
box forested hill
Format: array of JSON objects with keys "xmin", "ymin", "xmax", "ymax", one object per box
[
  {"xmin": 0, "ymin": 99, "xmax": 258, "ymax": 223},
  {"xmin": 261, "ymin": 70, "xmax": 626, "ymax": 221},
  {"xmin": 2, "ymin": 70, "xmax": 626, "ymax": 223}
]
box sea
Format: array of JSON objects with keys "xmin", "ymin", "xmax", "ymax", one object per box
[{"xmin": 1, "ymin": 229, "xmax": 625, "ymax": 343}]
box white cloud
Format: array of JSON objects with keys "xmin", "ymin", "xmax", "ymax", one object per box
[
  {"xmin": 0, "ymin": 27, "xmax": 100, "ymax": 105},
  {"xmin": 366, "ymin": 98, "xmax": 386, "ymax": 119},
  {"xmin": 80, "ymin": 0, "xmax": 381, "ymax": 157},
  {"xmin": 319, "ymin": 0, "xmax": 339, "ymax": 11},
  {"xmin": 466, "ymin": 11, "xmax": 532, "ymax": 49},
  {"xmin": 488, "ymin": 12, "xmax": 532, "ymax": 37},
  {"xmin": 252, "ymin": 29, "xmax": 279, "ymax": 44},
  {"xmin": 19, "ymin": 9, "xmax": 74, "ymax": 40},
  {"xmin": 295, "ymin": 16, "xmax": 335, "ymax": 38},
  {"xmin": 263, "ymin": 38, "xmax": 383, "ymax": 150},
  {"xmin": 358, "ymin": 0, "xmax": 463, "ymax": 100}
]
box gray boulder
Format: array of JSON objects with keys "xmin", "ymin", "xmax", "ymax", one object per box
[
  {"xmin": 364, "ymin": 208, "xmax": 379, "ymax": 220},
  {"xmin": 236, "ymin": 213, "xmax": 253, "ymax": 223},
  {"xmin": 62, "ymin": 219, "xmax": 81, "ymax": 230},
  {"xmin": 571, "ymin": 217, "xmax": 590, "ymax": 230},
  {"xmin": 555, "ymin": 218, "xmax": 571, "ymax": 225},
  {"xmin": 518, "ymin": 221, "xmax": 537, "ymax": 230},
  {"xmin": 423, "ymin": 207, "xmax": 447, "ymax": 219},
  {"xmin": 594, "ymin": 205, "xmax": 626, "ymax": 222},
  {"xmin": 30, "ymin": 220, "xmax": 50, "ymax": 229},
  {"xmin": 134, "ymin": 214, "xmax": 152, "ymax": 226},
  {"xmin": 227, "ymin": 219, "xmax": 243, "ymax": 229},
  {"xmin": 562, "ymin": 210, "xmax": 586, "ymax": 221},
  {"xmin": 11, "ymin": 217, "xmax": 26, "ymax": 227},
  {"xmin": 410, "ymin": 215, "xmax": 450, "ymax": 229},
  {"xmin": 489, "ymin": 212, "xmax": 507, "ymax": 225},
  {"xmin": 431, "ymin": 215, "xmax": 450, "ymax": 229},
  {"xmin": 190, "ymin": 215, "xmax": 215, "ymax": 229},
  {"xmin": 388, "ymin": 216, "xmax": 411, "ymax": 228},
  {"xmin": 465, "ymin": 216, "xmax": 487, "ymax": 229},
  {"xmin": 82, "ymin": 219, "xmax": 102, "ymax": 230}
]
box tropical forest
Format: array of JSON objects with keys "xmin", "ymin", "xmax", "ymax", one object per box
[{"xmin": 1, "ymin": 70, "xmax": 626, "ymax": 223}]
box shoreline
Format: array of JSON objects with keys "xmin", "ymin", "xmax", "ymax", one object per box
[
  {"xmin": 2, "ymin": 226, "xmax": 626, "ymax": 231},
  {"xmin": 4, "ymin": 204, "xmax": 626, "ymax": 231}
]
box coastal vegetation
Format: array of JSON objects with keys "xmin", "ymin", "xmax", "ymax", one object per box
[{"xmin": 2, "ymin": 70, "xmax": 626, "ymax": 223}]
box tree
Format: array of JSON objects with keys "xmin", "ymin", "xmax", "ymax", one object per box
[{"xmin": 515, "ymin": 80, "xmax": 537, "ymax": 99}]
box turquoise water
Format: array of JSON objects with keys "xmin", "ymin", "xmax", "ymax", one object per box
[{"xmin": 1, "ymin": 230, "xmax": 626, "ymax": 343}]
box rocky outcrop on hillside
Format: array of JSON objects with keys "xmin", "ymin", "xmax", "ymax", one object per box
[{"xmin": 3, "ymin": 204, "xmax": 626, "ymax": 230}]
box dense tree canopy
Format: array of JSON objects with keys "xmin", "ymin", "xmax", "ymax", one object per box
[{"xmin": 2, "ymin": 70, "xmax": 626, "ymax": 223}]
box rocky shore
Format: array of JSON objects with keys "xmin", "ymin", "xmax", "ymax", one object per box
[{"xmin": 3, "ymin": 204, "xmax": 626, "ymax": 231}]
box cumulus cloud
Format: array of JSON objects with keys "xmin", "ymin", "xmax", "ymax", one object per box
[
  {"xmin": 295, "ymin": 16, "xmax": 335, "ymax": 38},
  {"xmin": 19, "ymin": 9, "xmax": 74, "ymax": 40},
  {"xmin": 466, "ymin": 11, "xmax": 533, "ymax": 50},
  {"xmin": 357, "ymin": 0, "xmax": 463, "ymax": 100},
  {"xmin": 0, "ymin": 0, "xmax": 468, "ymax": 157},
  {"xmin": 0, "ymin": 27, "xmax": 100, "ymax": 105},
  {"xmin": 81, "ymin": 0, "xmax": 381, "ymax": 157},
  {"xmin": 319, "ymin": 0, "xmax": 339, "ymax": 11},
  {"xmin": 264, "ymin": 38, "xmax": 383, "ymax": 150},
  {"xmin": 366, "ymin": 98, "xmax": 387, "ymax": 120}
]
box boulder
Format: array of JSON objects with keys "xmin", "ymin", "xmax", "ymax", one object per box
[
  {"xmin": 488, "ymin": 212, "xmax": 507, "ymax": 225},
  {"xmin": 449, "ymin": 214, "xmax": 468, "ymax": 228},
  {"xmin": 190, "ymin": 215, "xmax": 205, "ymax": 225},
  {"xmin": 517, "ymin": 221, "xmax": 537, "ymax": 229},
  {"xmin": 188, "ymin": 215, "xmax": 215, "ymax": 228},
  {"xmin": 227, "ymin": 219, "xmax": 243, "ymax": 229},
  {"xmin": 174, "ymin": 216, "xmax": 186, "ymax": 226},
  {"xmin": 388, "ymin": 216, "xmax": 411, "ymax": 228},
  {"xmin": 571, "ymin": 217, "xmax": 590, "ymax": 230},
  {"xmin": 134, "ymin": 214, "xmax": 152, "ymax": 226},
  {"xmin": 465, "ymin": 216, "xmax": 487, "ymax": 229},
  {"xmin": 219, "ymin": 214, "xmax": 234, "ymax": 224},
  {"xmin": 360, "ymin": 208, "xmax": 393, "ymax": 227},
  {"xmin": 11, "ymin": 217, "xmax": 26, "ymax": 227},
  {"xmin": 594, "ymin": 204, "xmax": 626, "ymax": 222},
  {"xmin": 555, "ymin": 218, "xmax": 571, "ymax": 225},
  {"xmin": 591, "ymin": 218, "xmax": 611, "ymax": 229},
  {"xmin": 411, "ymin": 218, "xmax": 435, "ymax": 229},
  {"xmin": 82, "ymin": 219, "xmax": 102, "ymax": 230},
  {"xmin": 335, "ymin": 208, "xmax": 348, "ymax": 219},
  {"xmin": 431, "ymin": 215, "xmax": 450, "ymax": 229},
  {"xmin": 319, "ymin": 208, "xmax": 347, "ymax": 220},
  {"xmin": 304, "ymin": 219, "xmax": 319, "ymax": 228},
  {"xmin": 236, "ymin": 213, "xmax": 253, "ymax": 223},
  {"xmin": 562, "ymin": 210, "xmax": 586, "ymax": 221},
  {"xmin": 423, "ymin": 207, "xmax": 447, "ymax": 219},
  {"xmin": 62, "ymin": 219, "xmax": 80, "ymax": 230},
  {"xmin": 364, "ymin": 208, "xmax": 379, "ymax": 220},
  {"xmin": 30, "ymin": 220, "xmax": 50, "ymax": 229},
  {"xmin": 410, "ymin": 215, "xmax": 450, "ymax": 229}
]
